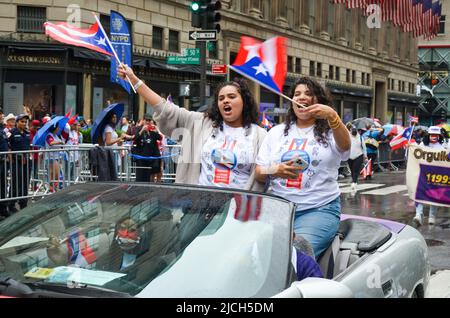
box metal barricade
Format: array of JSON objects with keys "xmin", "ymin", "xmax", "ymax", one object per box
[{"xmin": 0, "ymin": 145, "xmax": 132, "ymax": 205}]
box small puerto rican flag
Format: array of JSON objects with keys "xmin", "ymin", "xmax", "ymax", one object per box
[
  {"xmin": 230, "ymin": 36, "xmax": 287, "ymax": 94},
  {"xmin": 234, "ymin": 194, "xmax": 263, "ymax": 222},
  {"xmin": 66, "ymin": 231, "xmax": 97, "ymax": 267},
  {"xmin": 360, "ymin": 159, "xmax": 372, "ymax": 179}
]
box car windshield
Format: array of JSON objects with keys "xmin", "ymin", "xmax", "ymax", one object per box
[{"xmin": 0, "ymin": 184, "xmax": 293, "ymax": 297}]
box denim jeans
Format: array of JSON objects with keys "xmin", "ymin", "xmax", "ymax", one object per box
[
  {"xmin": 416, "ymin": 203, "xmax": 437, "ymax": 218},
  {"xmin": 294, "ymin": 197, "xmax": 341, "ymax": 259}
]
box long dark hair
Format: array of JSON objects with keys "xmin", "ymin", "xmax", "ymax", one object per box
[
  {"xmin": 106, "ymin": 112, "xmax": 117, "ymax": 129},
  {"xmin": 284, "ymin": 77, "xmax": 333, "ymax": 145},
  {"xmin": 205, "ymin": 79, "xmax": 258, "ymax": 132}
]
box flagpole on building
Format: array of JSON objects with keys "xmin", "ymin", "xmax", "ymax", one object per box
[
  {"xmin": 92, "ymin": 13, "xmax": 136, "ymax": 94},
  {"xmin": 228, "ymin": 65, "xmax": 307, "ymax": 109}
]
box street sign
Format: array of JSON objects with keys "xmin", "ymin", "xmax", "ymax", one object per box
[
  {"xmin": 167, "ymin": 55, "xmax": 200, "ymax": 65},
  {"xmin": 181, "ymin": 48, "xmax": 200, "ymax": 58},
  {"xmin": 212, "ymin": 64, "xmax": 227, "ymax": 74},
  {"xmin": 189, "ymin": 30, "xmax": 217, "ymax": 41},
  {"xmin": 167, "ymin": 48, "xmax": 200, "ymax": 65}
]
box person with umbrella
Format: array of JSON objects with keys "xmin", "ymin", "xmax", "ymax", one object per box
[
  {"xmin": 90, "ymin": 104, "xmax": 125, "ymax": 147},
  {"xmin": 32, "ymin": 116, "xmax": 69, "ymax": 192},
  {"xmin": 8, "ymin": 114, "xmax": 31, "ymax": 212}
]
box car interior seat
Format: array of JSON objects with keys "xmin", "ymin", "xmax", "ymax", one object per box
[{"xmin": 318, "ymin": 218, "xmax": 392, "ymax": 279}]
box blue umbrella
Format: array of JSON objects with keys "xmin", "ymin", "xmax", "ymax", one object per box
[
  {"xmin": 91, "ymin": 103, "xmax": 124, "ymax": 144},
  {"xmin": 32, "ymin": 116, "xmax": 69, "ymax": 147}
]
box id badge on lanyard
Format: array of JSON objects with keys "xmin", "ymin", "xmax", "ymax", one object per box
[
  {"xmin": 212, "ymin": 136, "xmax": 237, "ymax": 185},
  {"xmin": 284, "ymin": 138, "xmax": 309, "ymax": 189}
]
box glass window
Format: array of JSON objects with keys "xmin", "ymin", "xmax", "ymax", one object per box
[
  {"xmin": 308, "ymin": 0, "xmax": 316, "ymax": 34},
  {"xmin": 327, "ymin": 2, "xmax": 335, "ymax": 40},
  {"xmin": 335, "ymin": 67, "xmax": 340, "ymax": 81},
  {"xmin": 288, "ymin": 56, "xmax": 293, "ymax": 72},
  {"xmin": 439, "ymin": 15, "xmax": 446, "ymax": 34},
  {"xmin": 309, "ymin": 61, "xmax": 315, "ymax": 76},
  {"xmin": 152, "ymin": 26, "xmax": 164, "ymax": 50},
  {"xmin": 17, "ymin": 6, "xmax": 46, "ymax": 33},
  {"xmin": 362, "ymin": 72, "xmax": 366, "ymax": 85},
  {"xmin": 295, "ymin": 58, "xmax": 302, "ymax": 73},
  {"xmin": 168, "ymin": 30, "xmax": 179, "ymax": 52},
  {"xmin": 352, "ymin": 70, "xmax": 356, "ymax": 84},
  {"xmin": 358, "ymin": 103, "xmax": 370, "ymax": 118},
  {"xmin": 329, "ymin": 65, "xmax": 334, "ymax": 80},
  {"xmin": 343, "ymin": 105, "xmax": 355, "ymax": 123},
  {"xmin": 317, "ymin": 62, "xmax": 322, "ymax": 78},
  {"xmin": 0, "ymin": 184, "xmax": 292, "ymax": 298},
  {"xmin": 346, "ymin": 69, "xmax": 351, "ymax": 82}
]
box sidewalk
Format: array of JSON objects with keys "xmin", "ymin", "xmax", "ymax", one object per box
[{"xmin": 427, "ymin": 271, "xmax": 450, "ymax": 298}]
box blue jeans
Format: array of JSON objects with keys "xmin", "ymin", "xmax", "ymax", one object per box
[
  {"xmin": 415, "ymin": 203, "xmax": 437, "ymax": 218},
  {"xmin": 294, "ymin": 197, "xmax": 341, "ymax": 259}
]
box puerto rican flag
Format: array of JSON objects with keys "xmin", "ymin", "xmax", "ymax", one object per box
[
  {"xmin": 44, "ymin": 18, "xmax": 113, "ymax": 56},
  {"xmin": 390, "ymin": 126, "xmax": 413, "ymax": 150},
  {"xmin": 230, "ymin": 36, "xmax": 287, "ymax": 94},
  {"xmin": 360, "ymin": 159, "xmax": 373, "ymax": 179},
  {"xmin": 66, "ymin": 231, "xmax": 97, "ymax": 267},
  {"xmin": 409, "ymin": 115, "xmax": 419, "ymax": 124},
  {"xmin": 261, "ymin": 112, "xmax": 273, "ymax": 130},
  {"xmin": 234, "ymin": 194, "xmax": 262, "ymax": 222}
]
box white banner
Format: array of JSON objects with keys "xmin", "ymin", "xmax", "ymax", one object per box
[{"xmin": 406, "ymin": 145, "xmax": 450, "ymax": 207}]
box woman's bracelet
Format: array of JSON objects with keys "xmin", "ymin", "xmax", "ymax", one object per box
[
  {"xmin": 328, "ymin": 115, "xmax": 342, "ymax": 130},
  {"xmin": 133, "ymin": 79, "xmax": 144, "ymax": 91}
]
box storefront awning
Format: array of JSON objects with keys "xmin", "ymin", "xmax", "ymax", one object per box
[
  {"xmin": 327, "ymin": 83, "xmax": 373, "ymax": 98},
  {"xmin": 388, "ymin": 94, "xmax": 419, "ymax": 104}
]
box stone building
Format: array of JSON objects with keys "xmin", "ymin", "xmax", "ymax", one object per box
[{"xmin": 0, "ymin": 0, "xmax": 419, "ymax": 124}]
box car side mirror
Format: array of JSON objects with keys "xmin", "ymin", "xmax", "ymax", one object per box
[{"xmin": 273, "ymin": 278, "xmax": 353, "ymax": 298}]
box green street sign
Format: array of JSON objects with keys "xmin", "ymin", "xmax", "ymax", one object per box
[{"xmin": 167, "ymin": 48, "xmax": 200, "ymax": 65}]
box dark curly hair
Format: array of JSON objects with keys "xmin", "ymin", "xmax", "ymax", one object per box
[
  {"xmin": 284, "ymin": 77, "xmax": 333, "ymax": 146},
  {"xmin": 205, "ymin": 79, "xmax": 258, "ymax": 132}
]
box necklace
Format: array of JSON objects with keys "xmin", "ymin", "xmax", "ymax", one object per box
[{"xmin": 295, "ymin": 124, "xmax": 315, "ymax": 138}]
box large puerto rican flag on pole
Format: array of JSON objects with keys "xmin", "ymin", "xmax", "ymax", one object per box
[
  {"xmin": 44, "ymin": 20, "xmax": 113, "ymax": 56},
  {"xmin": 230, "ymin": 36, "xmax": 287, "ymax": 94}
]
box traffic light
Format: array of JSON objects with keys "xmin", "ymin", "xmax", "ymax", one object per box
[
  {"xmin": 204, "ymin": 0, "xmax": 221, "ymax": 32},
  {"xmin": 191, "ymin": 1, "xmax": 203, "ymax": 28}
]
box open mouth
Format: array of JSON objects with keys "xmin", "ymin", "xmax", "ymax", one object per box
[
  {"xmin": 295, "ymin": 103, "xmax": 307, "ymax": 109},
  {"xmin": 223, "ymin": 105, "xmax": 232, "ymax": 115}
]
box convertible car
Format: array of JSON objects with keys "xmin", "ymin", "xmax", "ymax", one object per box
[{"xmin": 0, "ymin": 183, "xmax": 429, "ymax": 298}]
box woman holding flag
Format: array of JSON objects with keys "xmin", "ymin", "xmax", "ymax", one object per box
[
  {"xmin": 118, "ymin": 65, "xmax": 267, "ymax": 191},
  {"xmin": 255, "ymin": 77, "xmax": 351, "ymax": 259}
]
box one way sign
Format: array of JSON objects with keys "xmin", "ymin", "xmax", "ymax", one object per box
[{"xmin": 189, "ymin": 30, "xmax": 217, "ymax": 41}]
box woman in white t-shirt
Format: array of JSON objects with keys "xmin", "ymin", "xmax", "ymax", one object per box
[
  {"xmin": 255, "ymin": 77, "xmax": 351, "ymax": 259},
  {"xmin": 118, "ymin": 64, "xmax": 267, "ymax": 190},
  {"xmin": 101, "ymin": 113, "xmax": 124, "ymax": 147}
]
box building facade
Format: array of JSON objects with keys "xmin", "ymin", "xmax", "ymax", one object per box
[
  {"xmin": 0, "ymin": 0, "xmax": 419, "ymax": 125},
  {"xmin": 418, "ymin": 1, "xmax": 450, "ymax": 125}
]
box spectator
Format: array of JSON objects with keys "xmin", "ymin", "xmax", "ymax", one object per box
[
  {"xmin": 29, "ymin": 119, "xmax": 41, "ymax": 186},
  {"xmin": 45, "ymin": 124, "xmax": 65, "ymax": 192},
  {"xmin": 3, "ymin": 113, "xmax": 15, "ymax": 138},
  {"xmin": 0, "ymin": 108, "xmax": 9, "ymax": 218},
  {"xmin": 255, "ymin": 77, "xmax": 351, "ymax": 259},
  {"xmin": 132, "ymin": 114, "xmax": 162, "ymax": 183},
  {"xmin": 8, "ymin": 114, "xmax": 31, "ymax": 212},
  {"xmin": 347, "ymin": 123, "xmax": 367, "ymax": 191},
  {"xmin": 363, "ymin": 126, "xmax": 384, "ymax": 179},
  {"xmin": 100, "ymin": 112, "xmax": 124, "ymax": 147},
  {"xmin": 121, "ymin": 116, "xmax": 130, "ymax": 134},
  {"xmin": 413, "ymin": 126, "xmax": 449, "ymax": 226},
  {"xmin": 118, "ymin": 65, "xmax": 267, "ymax": 191},
  {"xmin": 65, "ymin": 120, "xmax": 83, "ymax": 183}
]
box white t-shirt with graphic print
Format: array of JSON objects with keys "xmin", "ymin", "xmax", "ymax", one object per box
[
  {"xmin": 256, "ymin": 123, "xmax": 350, "ymax": 211},
  {"xmin": 198, "ymin": 123, "xmax": 257, "ymax": 189}
]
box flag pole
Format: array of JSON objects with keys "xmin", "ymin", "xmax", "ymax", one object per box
[
  {"xmin": 92, "ymin": 13, "xmax": 136, "ymax": 94},
  {"xmin": 228, "ymin": 65, "xmax": 307, "ymax": 109}
]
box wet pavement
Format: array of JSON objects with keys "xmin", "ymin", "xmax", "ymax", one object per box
[{"xmin": 339, "ymin": 170, "xmax": 450, "ymax": 274}]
